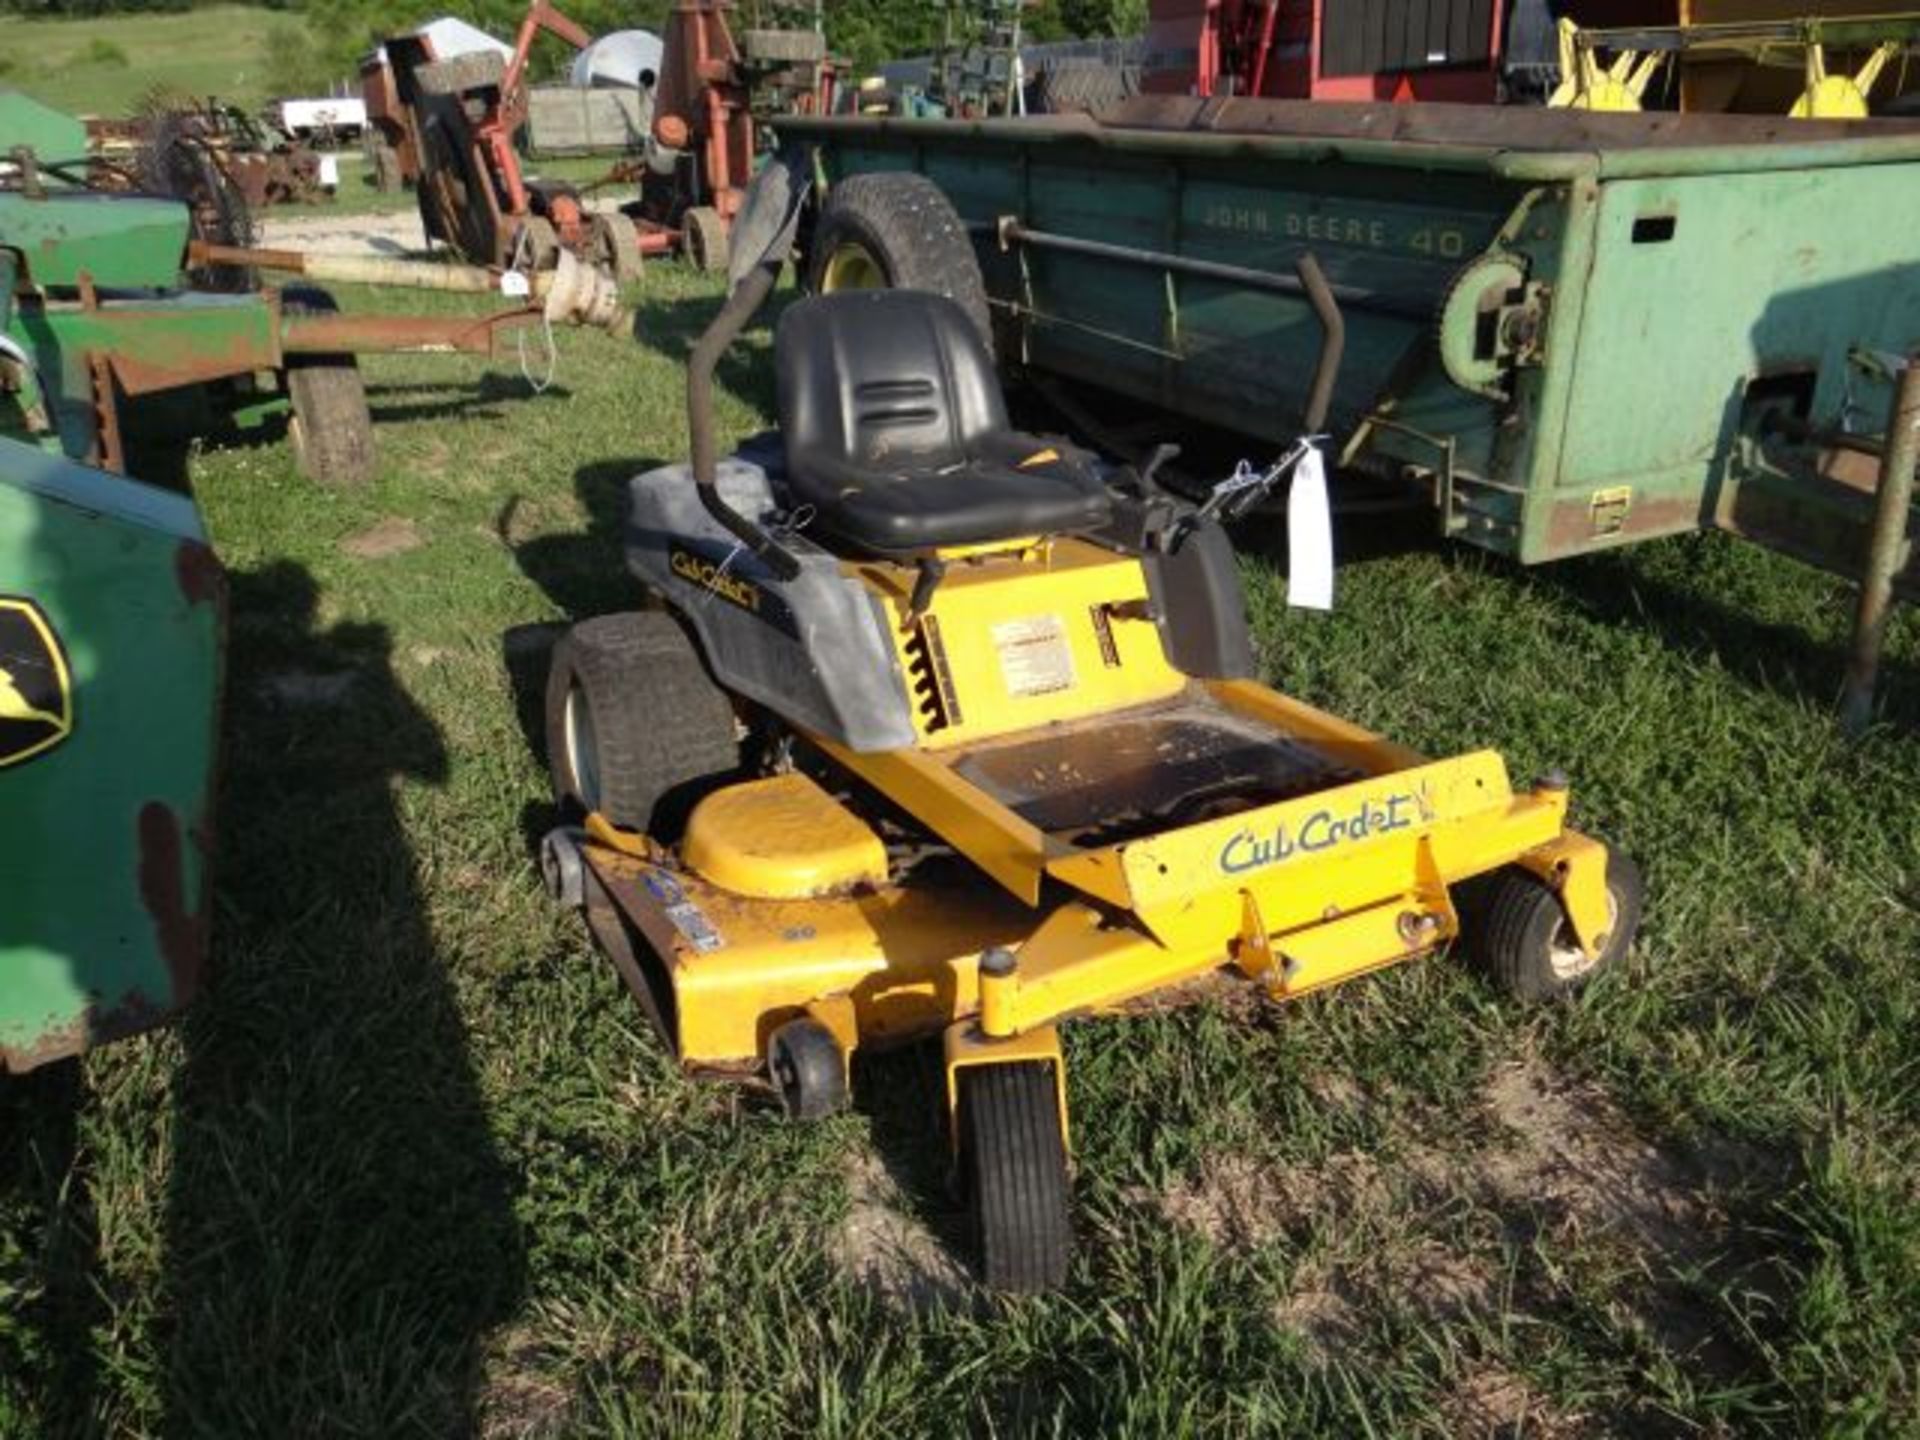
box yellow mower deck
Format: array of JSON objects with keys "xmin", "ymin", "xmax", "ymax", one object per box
[{"xmin": 570, "ymin": 538, "xmax": 1614, "ymax": 1103}]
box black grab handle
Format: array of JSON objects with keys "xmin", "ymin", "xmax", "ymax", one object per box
[{"xmin": 684, "ymin": 260, "xmax": 802, "ymax": 582}]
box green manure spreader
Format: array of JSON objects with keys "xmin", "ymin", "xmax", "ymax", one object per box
[{"xmin": 776, "ymin": 96, "xmax": 1920, "ymax": 718}]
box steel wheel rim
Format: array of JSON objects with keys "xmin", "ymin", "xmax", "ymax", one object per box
[
  {"xmin": 821, "ymin": 242, "xmax": 885, "ymax": 292},
  {"xmin": 1548, "ymin": 890, "xmax": 1619, "ymax": 982},
  {"xmin": 563, "ymin": 683, "xmax": 602, "ymax": 813}
]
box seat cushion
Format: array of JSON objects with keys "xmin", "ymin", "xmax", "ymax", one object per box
[{"xmin": 775, "ymin": 291, "xmax": 1112, "ymax": 553}]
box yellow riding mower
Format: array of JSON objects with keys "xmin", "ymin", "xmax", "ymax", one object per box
[{"xmin": 539, "ymin": 240, "xmax": 1643, "ymax": 1292}]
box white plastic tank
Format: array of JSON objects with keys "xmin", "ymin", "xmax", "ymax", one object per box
[
  {"xmin": 415, "ymin": 17, "xmax": 515, "ymax": 61},
  {"xmin": 570, "ymin": 29, "xmax": 665, "ymax": 91},
  {"xmin": 368, "ymin": 16, "xmax": 515, "ymax": 68}
]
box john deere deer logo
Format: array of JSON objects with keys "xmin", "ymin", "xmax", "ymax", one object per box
[{"xmin": 0, "ymin": 598, "xmax": 72, "ymax": 768}]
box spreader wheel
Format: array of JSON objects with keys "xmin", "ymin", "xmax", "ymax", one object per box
[
  {"xmin": 958, "ymin": 1062, "xmax": 1072, "ymax": 1292},
  {"xmin": 1467, "ymin": 853, "xmax": 1645, "ymax": 1002},
  {"xmin": 767, "ymin": 1018, "xmax": 848, "ymax": 1120},
  {"xmin": 281, "ymin": 285, "xmax": 374, "ymax": 486},
  {"xmin": 588, "ymin": 212, "xmax": 643, "ymax": 286},
  {"xmin": 804, "ymin": 171, "xmax": 994, "ymax": 355},
  {"xmin": 682, "ymin": 205, "xmax": 729, "ymax": 273},
  {"xmin": 508, "ymin": 215, "xmax": 560, "ymax": 271}
]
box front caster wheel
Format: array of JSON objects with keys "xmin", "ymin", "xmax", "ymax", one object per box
[
  {"xmin": 538, "ymin": 826, "xmax": 587, "ymax": 908},
  {"xmin": 1468, "ymin": 853, "xmax": 1645, "ymax": 1002},
  {"xmin": 958, "ymin": 1062, "xmax": 1072, "ymax": 1292},
  {"xmin": 768, "ymin": 1018, "xmax": 848, "ymax": 1120}
]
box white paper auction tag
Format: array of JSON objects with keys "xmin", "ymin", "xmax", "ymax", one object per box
[{"xmin": 1286, "ymin": 443, "xmax": 1334, "ymax": 611}]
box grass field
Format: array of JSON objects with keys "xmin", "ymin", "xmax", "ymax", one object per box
[
  {"xmin": 1, "ymin": 264, "xmax": 1917, "ymax": 1436},
  {"xmin": 0, "ymin": 6, "xmax": 286, "ymax": 118},
  {"xmin": 304, "ymin": 154, "xmax": 634, "ymax": 220}
]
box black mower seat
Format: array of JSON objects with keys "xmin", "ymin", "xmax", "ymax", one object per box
[{"xmin": 774, "ymin": 290, "xmax": 1112, "ymax": 554}]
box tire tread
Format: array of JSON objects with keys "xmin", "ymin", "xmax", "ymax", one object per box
[
  {"xmin": 283, "ymin": 285, "xmax": 375, "ymax": 485},
  {"xmin": 962, "ymin": 1062, "xmax": 1071, "ymax": 1291},
  {"xmin": 1468, "ymin": 854, "xmax": 1644, "ymax": 1002},
  {"xmin": 544, "ymin": 612, "xmax": 739, "ymax": 836},
  {"xmin": 806, "ymin": 172, "xmax": 994, "ymax": 354}
]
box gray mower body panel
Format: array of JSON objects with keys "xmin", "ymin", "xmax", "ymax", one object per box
[{"xmin": 625, "ymin": 449, "xmax": 918, "ymax": 753}]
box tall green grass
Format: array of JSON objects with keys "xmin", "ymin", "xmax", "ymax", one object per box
[
  {"xmin": 1, "ymin": 271, "xmax": 1914, "ymax": 1435},
  {"xmin": 0, "ymin": 6, "xmax": 283, "ymax": 117}
]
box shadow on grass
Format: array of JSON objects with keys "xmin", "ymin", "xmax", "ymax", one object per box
[
  {"xmin": 160, "ymin": 560, "xmax": 524, "ymax": 1435},
  {"xmin": 361, "ymin": 373, "xmax": 576, "ymax": 427},
  {"xmin": 0, "ymin": 1061, "xmax": 108, "ymax": 1436},
  {"xmin": 851, "ymin": 1043, "xmax": 968, "ymax": 1248},
  {"xmin": 1531, "ymin": 542, "xmax": 1919, "ymax": 732},
  {"xmin": 1238, "ymin": 496, "xmax": 1917, "ymax": 730},
  {"xmin": 630, "ymin": 287, "xmax": 790, "ymax": 418},
  {"xmin": 505, "ymin": 457, "xmax": 668, "ymax": 623}
]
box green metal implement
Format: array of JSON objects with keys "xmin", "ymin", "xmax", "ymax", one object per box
[
  {"xmin": 0, "ymin": 187, "xmax": 549, "ymax": 475},
  {"xmin": 2, "ymin": 99, "xmax": 226, "ymax": 1068},
  {"xmin": 0, "ymin": 89, "xmax": 84, "ymax": 172},
  {"xmin": 1, "ymin": 188, "xmax": 192, "ymax": 290},
  {"xmin": 781, "ymin": 97, "xmax": 1920, "ymax": 607},
  {"xmin": 0, "ymin": 435, "xmax": 223, "ymax": 1072},
  {"xmin": 1, "ymin": 93, "xmax": 599, "ymax": 481}
]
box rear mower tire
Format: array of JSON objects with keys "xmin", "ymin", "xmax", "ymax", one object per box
[
  {"xmin": 281, "ymin": 285, "xmax": 375, "ymax": 486},
  {"xmin": 805, "ymin": 171, "xmax": 993, "ymax": 355},
  {"xmin": 1466, "ymin": 853, "xmax": 1644, "ymax": 1002},
  {"xmin": 544, "ymin": 612, "xmax": 739, "ymax": 838},
  {"xmin": 959, "ymin": 1062, "xmax": 1072, "ymax": 1292}
]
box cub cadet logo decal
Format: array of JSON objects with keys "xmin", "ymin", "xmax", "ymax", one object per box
[
  {"xmin": 1218, "ymin": 792, "xmax": 1429, "ymax": 876},
  {"xmin": 671, "ymin": 546, "xmax": 763, "ymax": 614},
  {"xmin": 0, "ymin": 597, "xmax": 73, "ymax": 769},
  {"xmin": 666, "ymin": 539, "xmax": 800, "ymax": 638}
]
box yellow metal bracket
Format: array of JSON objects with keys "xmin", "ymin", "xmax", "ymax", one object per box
[
  {"xmin": 1791, "ymin": 39, "xmax": 1898, "ymax": 120},
  {"xmin": 1234, "ymin": 890, "xmax": 1281, "ymax": 990},
  {"xmin": 942, "ymin": 1020, "xmax": 1070, "ymax": 1153},
  {"xmin": 1518, "ymin": 831, "xmax": 1612, "ymax": 960},
  {"xmin": 585, "ymin": 811, "xmax": 659, "ymax": 860},
  {"xmin": 1550, "ymin": 18, "xmax": 1663, "ymax": 112}
]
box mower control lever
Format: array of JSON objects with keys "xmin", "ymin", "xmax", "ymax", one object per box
[
  {"xmin": 907, "ymin": 558, "xmax": 947, "ymax": 623},
  {"xmin": 1137, "ymin": 442, "xmax": 1181, "ymax": 496}
]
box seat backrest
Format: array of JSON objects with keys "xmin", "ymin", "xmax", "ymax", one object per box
[{"xmin": 776, "ymin": 290, "xmax": 1008, "ymax": 480}]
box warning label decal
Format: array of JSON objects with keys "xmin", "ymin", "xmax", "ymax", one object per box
[{"xmin": 991, "ymin": 614, "xmax": 1075, "ymax": 699}]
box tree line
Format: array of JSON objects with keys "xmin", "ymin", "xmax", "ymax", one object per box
[{"xmin": 7, "ymin": 0, "xmax": 1147, "ymax": 84}]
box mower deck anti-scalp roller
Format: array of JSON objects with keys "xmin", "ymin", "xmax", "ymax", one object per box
[{"xmin": 541, "ymin": 176, "xmax": 1644, "ymax": 1294}]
